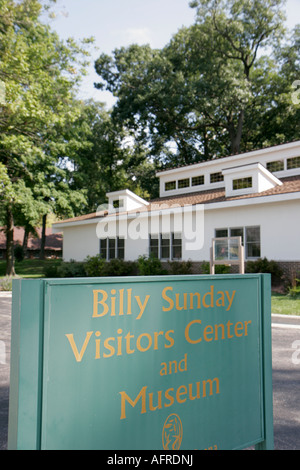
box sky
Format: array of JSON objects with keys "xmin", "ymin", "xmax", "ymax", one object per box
[{"xmin": 44, "ymin": 0, "xmax": 300, "ymax": 108}]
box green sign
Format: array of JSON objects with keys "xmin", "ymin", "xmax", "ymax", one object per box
[{"xmin": 8, "ymin": 274, "xmax": 273, "ymax": 450}]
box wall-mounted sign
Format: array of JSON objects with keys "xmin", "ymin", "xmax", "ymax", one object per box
[{"xmin": 8, "ymin": 274, "xmax": 273, "ymax": 450}]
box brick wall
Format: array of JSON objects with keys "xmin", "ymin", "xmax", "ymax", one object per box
[{"xmin": 163, "ymin": 260, "xmax": 300, "ymax": 284}]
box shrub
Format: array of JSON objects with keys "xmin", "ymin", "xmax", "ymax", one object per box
[
  {"xmin": 44, "ymin": 261, "xmax": 63, "ymax": 278},
  {"xmin": 200, "ymin": 261, "xmax": 230, "ymax": 275},
  {"xmin": 52, "ymin": 260, "xmax": 86, "ymax": 278},
  {"xmin": 168, "ymin": 260, "xmax": 193, "ymax": 275},
  {"xmin": 102, "ymin": 258, "xmax": 137, "ymax": 277},
  {"xmin": 0, "ymin": 276, "xmax": 13, "ymax": 291},
  {"xmin": 137, "ymin": 255, "xmax": 167, "ymax": 276},
  {"xmin": 288, "ymin": 275, "xmax": 300, "ymax": 298},
  {"xmin": 245, "ymin": 257, "xmax": 283, "ymax": 286},
  {"xmin": 85, "ymin": 255, "xmax": 106, "ymax": 277},
  {"xmin": 85, "ymin": 255, "xmax": 137, "ymax": 277}
]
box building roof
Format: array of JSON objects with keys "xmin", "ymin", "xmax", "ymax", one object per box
[
  {"xmin": 0, "ymin": 227, "xmax": 63, "ymax": 251},
  {"xmin": 53, "ymin": 175, "xmax": 300, "ymax": 228},
  {"xmin": 156, "ymin": 140, "xmax": 300, "ymax": 176},
  {"xmin": 149, "ymin": 175, "xmax": 300, "ymax": 208}
]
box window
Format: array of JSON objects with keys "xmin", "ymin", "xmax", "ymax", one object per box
[
  {"xmin": 117, "ymin": 238, "xmax": 125, "ymax": 260},
  {"xmin": 100, "ymin": 238, "xmax": 125, "ymax": 260},
  {"xmin": 165, "ymin": 181, "xmax": 176, "ymax": 191},
  {"xmin": 149, "ymin": 233, "xmax": 182, "ymax": 260},
  {"xmin": 178, "ymin": 178, "xmax": 190, "ymax": 189},
  {"xmin": 230, "ymin": 227, "xmax": 244, "ymax": 244},
  {"xmin": 210, "ymin": 172, "xmax": 224, "ymax": 183},
  {"xmin": 287, "ymin": 156, "xmax": 300, "ymax": 170},
  {"xmin": 113, "ymin": 199, "xmax": 124, "ymax": 209},
  {"xmin": 232, "ymin": 177, "xmax": 252, "ymax": 191},
  {"xmin": 109, "ymin": 238, "xmax": 116, "ymax": 259},
  {"xmin": 192, "ymin": 175, "xmax": 204, "ymax": 186},
  {"xmin": 149, "ymin": 234, "xmax": 159, "ymax": 258},
  {"xmin": 100, "ymin": 238, "xmax": 107, "ymax": 260},
  {"xmin": 245, "ymin": 226, "xmax": 261, "ymax": 258},
  {"xmin": 215, "ymin": 226, "xmax": 260, "ymax": 259},
  {"xmin": 172, "ymin": 233, "xmax": 182, "ymax": 260},
  {"xmin": 267, "ymin": 160, "xmax": 284, "ymax": 173},
  {"xmin": 215, "ymin": 229, "xmax": 228, "ymax": 238},
  {"xmin": 161, "ymin": 234, "xmax": 170, "ymax": 259}
]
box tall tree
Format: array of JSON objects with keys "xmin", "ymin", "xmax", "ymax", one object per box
[
  {"xmin": 95, "ymin": 0, "xmax": 293, "ymax": 165},
  {"xmin": 68, "ymin": 100, "xmax": 157, "ymax": 210},
  {"xmin": 189, "ymin": 0, "xmax": 287, "ymax": 154},
  {"xmin": 0, "ymin": 0, "xmax": 91, "ymax": 273}
]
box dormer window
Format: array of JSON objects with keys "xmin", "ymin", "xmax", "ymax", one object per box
[
  {"xmin": 287, "ymin": 156, "xmax": 300, "ymax": 170},
  {"xmin": 266, "ymin": 160, "xmax": 284, "ymax": 173},
  {"xmin": 223, "ymin": 163, "xmax": 282, "ymax": 198},
  {"xmin": 107, "ymin": 189, "xmax": 149, "ymax": 213},
  {"xmin": 232, "ymin": 177, "xmax": 252, "ymax": 191},
  {"xmin": 113, "ymin": 199, "xmax": 124, "ymax": 210},
  {"xmin": 210, "ymin": 172, "xmax": 224, "ymax": 183},
  {"xmin": 192, "ymin": 175, "xmax": 204, "ymax": 186},
  {"xmin": 178, "ymin": 178, "xmax": 190, "ymax": 189},
  {"xmin": 165, "ymin": 181, "xmax": 176, "ymax": 191}
]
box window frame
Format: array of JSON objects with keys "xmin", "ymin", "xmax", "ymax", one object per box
[
  {"xmin": 232, "ymin": 177, "xmax": 253, "ymax": 191},
  {"xmin": 165, "ymin": 181, "xmax": 176, "ymax": 191},
  {"xmin": 149, "ymin": 233, "xmax": 182, "ymax": 261},
  {"xmin": 287, "ymin": 156, "xmax": 300, "ymax": 170},
  {"xmin": 210, "ymin": 172, "xmax": 224, "ymax": 183},
  {"xmin": 215, "ymin": 226, "xmax": 260, "ymax": 260},
  {"xmin": 99, "ymin": 237, "xmax": 125, "ymax": 261}
]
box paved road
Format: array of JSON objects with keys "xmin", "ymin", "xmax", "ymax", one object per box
[
  {"xmin": 272, "ymin": 315, "xmax": 300, "ymax": 450},
  {"xmin": 0, "ymin": 294, "xmax": 299, "ymax": 450}
]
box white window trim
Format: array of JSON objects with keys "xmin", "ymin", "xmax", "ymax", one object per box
[{"xmin": 149, "ymin": 233, "xmax": 182, "ymax": 261}]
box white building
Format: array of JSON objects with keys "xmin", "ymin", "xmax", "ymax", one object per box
[{"xmin": 53, "ymin": 141, "xmax": 300, "ymax": 277}]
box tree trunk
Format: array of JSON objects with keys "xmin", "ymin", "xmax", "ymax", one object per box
[
  {"xmin": 22, "ymin": 227, "xmax": 29, "ymax": 259},
  {"xmin": 40, "ymin": 214, "xmax": 47, "ymax": 260},
  {"xmin": 229, "ymin": 109, "xmax": 244, "ymax": 155},
  {"xmin": 5, "ymin": 204, "xmax": 16, "ymax": 276}
]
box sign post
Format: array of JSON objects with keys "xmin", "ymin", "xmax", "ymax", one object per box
[{"xmin": 8, "ymin": 274, "xmax": 273, "ymax": 450}]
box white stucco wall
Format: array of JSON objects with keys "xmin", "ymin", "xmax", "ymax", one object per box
[
  {"xmin": 181, "ymin": 198, "xmax": 300, "ymax": 262},
  {"xmin": 60, "ymin": 196, "xmax": 300, "ymax": 263},
  {"xmin": 62, "ymin": 223, "xmax": 99, "ymax": 262}
]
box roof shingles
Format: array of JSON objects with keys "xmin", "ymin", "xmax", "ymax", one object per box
[{"xmin": 54, "ymin": 175, "xmax": 300, "ymax": 225}]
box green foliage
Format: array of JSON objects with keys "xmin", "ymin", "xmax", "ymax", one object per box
[
  {"xmin": 44, "ymin": 260, "xmax": 86, "ymax": 278},
  {"xmin": 43, "ymin": 261, "xmax": 63, "ymax": 278},
  {"xmin": 288, "ymin": 276, "xmax": 300, "ymax": 298},
  {"xmin": 84, "ymin": 255, "xmax": 107, "ymax": 277},
  {"xmin": 200, "ymin": 262, "xmax": 231, "ymax": 275},
  {"xmin": 168, "ymin": 260, "xmax": 193, "ymax": 275},
  {"xmin": 0, "ymin": 275, "xmax": 14, "ymax": 291},
  {"xmin": 85, "ymin": 255, "xmax": 137, "ymax": 277},
  {"xmin": 102, "ymin": 259, "xmax": 137, "ymax": 277},
  {"xmin": 0, "ymin": 0, "xmax": 93, "ymax": 273},
  {"xmin": 57, "ymin": 260, "xmax": 86, "ymax": 278},
  {"xmin": 137, "ymin": 255, "xmax": 167, "ymax": 276},
  {"xmin": 245, "ymin": 257, "xmax": 283, "ymax": 286},
  {"xmin": 95, "ymin": 0, "xmax": 298, "ymax": 164}
]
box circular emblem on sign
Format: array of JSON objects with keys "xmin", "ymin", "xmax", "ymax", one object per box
[{"xmin": 162, "ymin": 414, "xmax": 183, "ymax": 450}]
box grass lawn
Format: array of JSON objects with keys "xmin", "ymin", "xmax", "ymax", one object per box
[
  {"xmin": 0, "ymin": 259, "xmax": 61, "ymax": 279},
  {"xmin": 271, "ymin": 293, "xmax": 300, "ymax": 316},
  {"xmin": 1, "ymin": 260, "xmax": 300, "ymax": 316}
]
